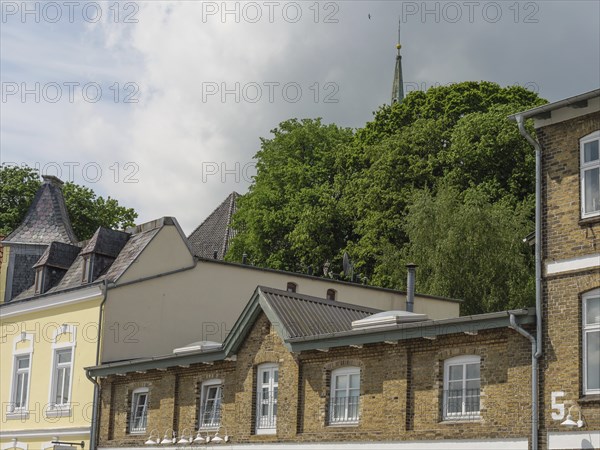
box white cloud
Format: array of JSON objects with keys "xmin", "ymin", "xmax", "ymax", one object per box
[{"xmin": 1, "ymin": 0, "xmax": 599, "ymax": 234}]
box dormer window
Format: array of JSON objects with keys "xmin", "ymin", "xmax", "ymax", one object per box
[
  {"xmin": 286, "ymin": 282, "xmax": 297, "ymax": 293},
  {"xmin": 81, "ymin": 255, "xmax": 93, "ymax": 283},
  {"xmin": 34, "ymin": 268, "xmax": 44, "ymax": 294}
]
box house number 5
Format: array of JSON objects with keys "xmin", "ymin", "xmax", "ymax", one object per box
[{"xmin": 551, "ymin": 391, "xmax": 565, "ymax": 420}]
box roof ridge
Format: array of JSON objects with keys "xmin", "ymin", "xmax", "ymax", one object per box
[
  {"xmin": 221, "ymin": 192, "xmax": 239, "ymax": 257},
  {"xmin": 257, "ymin": 285, "xmax": 382, "ymax": 313},
  {"xmin": 187, "ymin": 192, "xmax": 238, "ymax": 238}
]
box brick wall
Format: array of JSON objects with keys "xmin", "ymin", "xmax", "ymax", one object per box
[
  {"xmin": 538, "ymin": 111, "xmax": 600, "ymax": 262},
  {"xmin": 97, "ymin": 313, "xmax": 533, "ymax": 447},
  {"xmin": 537, "ymin": 110, "xmax": 600, "ymax": 449}
]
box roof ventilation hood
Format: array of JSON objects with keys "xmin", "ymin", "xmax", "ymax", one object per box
[
  {"xmin": 173, "ymin": 341, "xmax": 222, "ymax": 354},
  {"xmin": 352, "ymin": 310, "xmax": 428, "ymax": 330}
]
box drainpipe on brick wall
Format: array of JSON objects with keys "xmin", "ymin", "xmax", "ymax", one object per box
[
  {"xmin": 509, "ymin": 313, "xmax": 539, "ymax": 450},
  {"xmin": 85, "ymin": 279, "xmax": 109, "ymax": 450},
  {"xmin": 515, "ymin": 115, "xmax": 543, "ymax": 450}
]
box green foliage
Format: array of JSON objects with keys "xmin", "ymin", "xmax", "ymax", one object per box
[
  {"xmin": 376, "ymin": 185, "xmax": 535, "ymax": 314},
  {"xmin": 0, "ymin": 165, "xmax": 40, "ymax": 236},
  {"xmin": 227, "ymin": 118, "xmax": 354, "ymax": 272},
  {"xmin": 0, "ymin": 164, "xmax": 138, "ymax": 240},
  {"xmin": 61, "ymin": 182, "xmax": 138, "ymax": 240},
  {"xmin": 228, "ymin": 82, "xmax": 546, "ymax": 313}
]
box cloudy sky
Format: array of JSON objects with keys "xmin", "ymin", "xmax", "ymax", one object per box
[{"xmin": 1, "ymin": 0, "xmax": 599, "ymax": 234}]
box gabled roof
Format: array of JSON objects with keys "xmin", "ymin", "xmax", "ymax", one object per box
[
  {"xmin": 259, "ymin": 287, "xmax": 381, "ymax": 339},
  {"xmin": 4, "ymin": 175, "xmax": 77, "ymax": 245},
  {"xmin": 187, "ymin": 192, "xmax": 239, "ymax": 259},
  {"xmin": 81, "ymin": 227, "xmax": 130, "ymax": 257},
  {"xmin": 33, "ymin": 241, "xmax": 81, "ymax": 269}
]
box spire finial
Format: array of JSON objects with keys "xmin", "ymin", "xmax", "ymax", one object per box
[{"xmin": 391, "ymin": 16, "xmax": 404, "ymax": 105}]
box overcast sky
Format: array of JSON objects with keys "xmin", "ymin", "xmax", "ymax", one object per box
[{"xmin": 1, "ymin": 0, "xmax": 599, "ymax": 235}]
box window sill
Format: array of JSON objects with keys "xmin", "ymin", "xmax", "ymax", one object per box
[
  {"xmin": 579, "ymin": 215, "xmax": 600, "ymax": 226},
  {"xmin": 441, "ymin": 416, "xmax": 482, "ymax": 424},
  {"xmin": 579, "ymin": 394, "xmax": 600, "ymax": 403},
  {"xmin": 199, "ymin": 426, "xmax": 220, "ymax": 431},
  {"xmin": 45, "ymin": 406, "xmax": 72, "ymax": 418},
  {"xmin": 6, "ymin": 411, "xmax": 29, "ymax": 420},
  {"xmin": 128, "ymin": 431, "xmax": 147, "ymax": 436},
  {"xmin": 255, "ymin": 429, "xmax": 276, "ymax": 435},
  {"xmin": 327, "ymin": 422, "xmax": 359, "ymax": 427}
]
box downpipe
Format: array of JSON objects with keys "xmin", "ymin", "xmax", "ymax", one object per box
[
  {"xmin": 515, "ymin": 114, "xmax": 544, "ymax": 450},
  {"xmin": 85, "ymin": 279, "xmax": 109, "ymax": 450}
]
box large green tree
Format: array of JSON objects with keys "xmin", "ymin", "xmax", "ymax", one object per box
[
  {"xmin": 0, "ymin": 164, "xmax": 138, "ymax": 240},
  {"xmin": 376, "ymin": 185, "xmax": 535, "ymax": 314},
  {"xmin": 228, "ymin": 82, "xmax": 546, "ymax": 312},
  {"xmin": 227, "ymin": 118, "xmax": 354, "ymax": 272}
]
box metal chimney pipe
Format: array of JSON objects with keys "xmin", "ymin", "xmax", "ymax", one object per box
[{"xmin": 406, "ymin": 263, "xmax": 417, "ymax": 312}]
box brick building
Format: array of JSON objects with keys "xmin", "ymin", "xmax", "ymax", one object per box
[
  {"xmin": 512, "ymin": 89, "xmax": 600, "ymax": 449},
  {"xmin": 88, "ymin": 286, "xmax": 536, "ymax": 450}
]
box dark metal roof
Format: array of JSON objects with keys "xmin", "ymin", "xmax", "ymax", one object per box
[
  {"xmin": 33, "ymin": 241, "xmax": 81, "ymax": 269},
  {"xmin": 259, "ymin": 286, "xmax": 381, "ymax": 338},
  {"xmin": 187, "ymin": 192, "xmax": 239, "ymax": 259},
  {"xmin": 81, "ymin": 227, "xmax": 130, "ymax": 257},
  {"xmin": 4, "ymin": 176, "xmax": 77, "ymax": 245}
]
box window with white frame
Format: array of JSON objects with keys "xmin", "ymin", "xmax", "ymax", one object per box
[
  {"xmin": 51, "ymin": 348, "xmax": 73, "ymax": 407},
  {"xmin": 12, "ymin": 355, "xmax": 31, "ymax": 409},
  {"xmin": 129, "ymin": 388, "xmax": 149, "ymax": 433},
  {"xmin": 581, "ymin": 131, "xmax": 600, "ymax": 218},
  {"xmin": 256, "ymin": 364, "xmax": 278, "ymax": 434},
  {"xmin": 198, "ymin": 379, "xmax": 222, "ymax": 429},
  {"xmin": 329, "ymin": 367, "xmax": 360, "ymax": 425},
  {"xmin": 583, "ymin": 289, "xmax": 600, "ymax": 394},
  {"xmin": 443, "ymin": 355, "xmax": 481, "ymax": 420},
  {"xmin": 7, "ymin": 333, "xmax": 33, "ymax": 417}
]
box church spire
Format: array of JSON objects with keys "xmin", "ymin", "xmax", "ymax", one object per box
[{"xmin": 391, "ymin": 18, "xmax": 404, "ymax": 105}]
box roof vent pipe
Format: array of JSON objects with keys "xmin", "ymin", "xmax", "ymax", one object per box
[{"xmin": 406, "ymin": 263, "xmax": 417, "ymax": 312}]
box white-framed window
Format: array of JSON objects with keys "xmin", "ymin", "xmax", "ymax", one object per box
[
  {"xmin": 581, "ymin": 131, "xmax": 600, "ymax": 218},
  {"xmin": 129, "ymin": 388, "xmax": 149, "ymax": 434},
  {"xmin": 198, "ymin": 379, "xmax": 222, "ymax": 429},
  {"xmin": 583, "ymin": 289, "xmax": 600, "ymax": 394},
  {"xmin": 7, "ymin": 333, "xmax": 33, "ymax": 418},
  {"xmin": 12, "ymin": 355, "xmax": 31, "ymax": 409},
  {"xmin": 51, "ymin": 348, "xmax": 73, "ymax": 406},
  {"xmin": 47, "ymin": 324, "xmax": 76, "ymax": 416},
  {"xmin": 443, "ymin": 355, "xmax": 481, "ymax": 420},
  {"xmin": 329, "ymin": 367, "xmax": 360, "ymax": 425},
  {"xmin": 256, "ymin": 363, "xmax": 278, "ymax": 434}
]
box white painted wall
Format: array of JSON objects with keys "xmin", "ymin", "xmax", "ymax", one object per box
[{"xmin": 102, "ymin": 244, "xmax": 459, "ymax": 362}]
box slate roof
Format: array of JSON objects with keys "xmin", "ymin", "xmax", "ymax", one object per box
[
  {"xmin": 259, "ymin": 286, "xmax": 382, "ymax": 339},
  {"xmin": 11, "ymin": 220, "xmax": 163, "ymax": 301},
  {"xmin": 81, "ymin": 227, "xmax": 130, "ymax": 257},
  {"xmin": 33, "ymin": 241, "xmax": 81, "ymax": 269},
  {"xmin": 187, "ymin": 192, "xmax": 239, "ymax": 259},
  {"xmin": 4, "ymin": 175, "xmax": 77, "ymax": 245}
]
